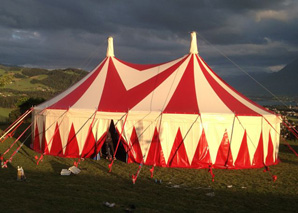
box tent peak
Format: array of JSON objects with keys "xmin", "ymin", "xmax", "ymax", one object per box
[
  {"xmin": 106, "ymin": 36, "xmax": 115, "ymax": 57},
  {"xmin": 189, "ymin": 31, "xmax": 198, "ymax": 54}
]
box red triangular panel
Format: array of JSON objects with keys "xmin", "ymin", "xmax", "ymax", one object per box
[
  {"xmin": 167, "ymin": 128, "xmax": 190, "ymax": 167},
  {"xmin": 98, "ymin": 57, "xmax": 188, "ymax": 112},
  {"xmin": 214, "ymin": 131, "xmax": 233, "ymax": 168},
  {"xmin": 265, "ymin": 132, "xmax": 274, "ymax": 165},
  {"xmin": 191, "ymin": 129, "xmax": 211, "ymax": 168},
  {"xmin": 164, "ymin": 55, "xmax": 199, "ymax": 114},
  {"xmin": 81, "ymin": 130, "xmax": 96, "ymax": 158},
  {"xmin": 49, "ymin": 123, "xmax": 64, "ymax": 157},
  {"xmin": 33, "ymin": 122, "xmax": 41, "ymax": 152},
  {"xmin": 252, "ymin": 132, "xmax": 264, "ymax": 167},
  {"xmin": 234, "ymin": 131, "xmax": 251, "ymax": 168},
  {"xmin": 64, "ymin": 123, "xmax": 80, "ymax": 158},
  {"xmin": 145, "ymin": 128, "xmax": 166, "ymax": 167},
  {"xmin": 127, "ymin": 127, "xmax": 143, "ymax": 164}
]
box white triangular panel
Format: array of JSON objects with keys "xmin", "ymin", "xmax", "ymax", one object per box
[
  {"xmin": 264, "ymin": 115, "xmax": 280, "ymax": 162},
  {"xmin": 35, "ymin": 115, "xmax": 44, "ymax": 147},
  {"xmin": 262, "ymin": 119, "xmax": 271, "ymax": 160},
  {"xmin": 159, "ymin": 121, "xmax": 179, "ymax": 164},
  {"xmin": 123, "ymin": 120, "xmax": 136, "ymax": 148},
  {"xmin": 92, "ymin": 119, "xmax": 110, "ymax": 142},
  {"xmin": 179, "ymin": 119, "xmax": 202, "ymax": 165},
  {"xmin": 237, "ymin": 116, "xmax": 262, "ymax": 164},
  {"xmin": 59, "ymin": 116, "xmax": 71, "ymax": 155},
  {"xmin": 230, "ymin": 117, "xmax": 245, "ymax": 164},
  {"xmin": 133, "ymin": 120, "xmax": 156, "ymax": 161},
  {"xmin": 201, "ymin": 114, "xmax": 235, "ymax": 163},
  {"xmin": 71, "ymin": 116, "xmax": 93, "ymax": 155},
  {"xmin": 45, "ymin": 118, "xmax": 59, "ymax": 152}
]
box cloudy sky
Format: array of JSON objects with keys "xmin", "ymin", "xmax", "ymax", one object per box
[{"xmin": 0, "ymin": 0, "xmax": 298, "ymax": 76}]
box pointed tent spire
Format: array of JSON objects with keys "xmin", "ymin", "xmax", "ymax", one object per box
[
  {"xmin": 106, "ymin": 36, "xmax": 115, "ymax": 57},
  {"xmin": 189, "ymin": 31, "xmax": 198, "ymax": 54}
]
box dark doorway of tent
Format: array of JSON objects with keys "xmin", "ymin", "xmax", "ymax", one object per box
[{"xmin": 95, "ymin": 120, "xmax": 127, "ymax": 162}]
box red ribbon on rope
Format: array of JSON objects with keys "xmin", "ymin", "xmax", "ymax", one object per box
[
  {"xmin": 263, "ymin": 166, "xmax": 278, "ymax": 182},
  {"xmin": 131, "ymin": 163, "xmax": 142, "ymax": 184},
  {"xmin": 1, "ymin": 123, "xmax": 32, "ymax": 163},
  {"xmin": 208, "ymin": 165, "xmax": 215, "ymax": 182},
  {"xmin": 150, "ymin": 166, "xmax": 154, "ymax": 178}
]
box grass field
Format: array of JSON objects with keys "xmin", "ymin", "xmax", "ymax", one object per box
[
  {"xmin": 0, "ymin": 126, "xmax": 297, "ymax": 212},
  {"xmin": 4, "ymin": 77, "xmax": 48, "ymax": 91},
  {"xmin": 0, "ymin": 107, "xmax": 13, "ymax": 123}
]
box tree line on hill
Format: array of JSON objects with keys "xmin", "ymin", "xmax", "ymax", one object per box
[{"xmin": 0, "ymin": 65, "xmax": 88, "ymax": 122}]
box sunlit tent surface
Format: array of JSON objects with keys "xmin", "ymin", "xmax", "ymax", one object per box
[{"xmin": 32, "ymin": 32, "xmax": 281, "ymax": 169}]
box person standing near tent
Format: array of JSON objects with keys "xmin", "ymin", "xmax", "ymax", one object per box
[{"xmin": 105, "ymin": 130, "xmax": 115, "ymax": 161}]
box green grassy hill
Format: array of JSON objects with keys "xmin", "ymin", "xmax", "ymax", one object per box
[{"xmin": 0, "ymin": 65, "xmax": 87, "ymax": 122}]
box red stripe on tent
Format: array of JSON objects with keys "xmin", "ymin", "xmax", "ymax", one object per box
[
  {"xmin": 81, "ymin": 130, "xmax": 96, "ymax": 158},
  {"xmin": 265, "ymin": 133, "xmax": 274, "ymax": 165},
  {"xmin": 199, "ymin": 56, "xmax": 274, "ymax": 114},
  {"xmin": 127, "ymin": 127, "xmax": 143, "ymax": 164},
  {"xmin": 64, "ymin": 123, "xmax": 80, "ymax": 158},
  {"xmin": 197, "ymin": 55, "xmax": 261, "ymax": 116},
  {"xmin": 191, "ymin": 129, "xmax": 211, "ymax": 168},
  {"xmin": 145, "ymin": 128, "xmax": 166, "ymax": 167},
  {"xmin": 115, "ymin": 57, "xmax": 165, "ymax": 71},
  {"xmin": 48, "ymin": 58, "xmax": 108, "ymax": 109},
  {"xmin": 234, "ymin": 131, "xmax": 251, "ymax": 168},
  {"xmin": 98, "ymin": 57, "xmax": 188, "ymax": 112},
  {"xmin": 214, "ymin": 130, "xmax": 233, "ymax": 168},
  {"xmin": 164, "ymin": 55, "xmax": 199, "ymax": 114},
  {"xmin": 252, "ymin": 133, "xmax": 264, "ymax": 167},
  {"xmin": 167, "ymin": 128, "xmax": 190, "ymax": 167},
  {"xmin": 49, "ymin": 123, "xmax": 64, "ymax": 157},
  {"xmin": 33, "ymin": 122, "xmax": 41, "ymax": 152}
]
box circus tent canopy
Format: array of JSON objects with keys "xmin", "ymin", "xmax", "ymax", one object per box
[{"xmin": 32, "ymin": 32, "xmax": 281, "ymax": 169}]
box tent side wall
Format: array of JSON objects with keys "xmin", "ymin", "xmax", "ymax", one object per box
[{"xmin": 32, "ymin": 109, "xmax": 281, "ymax": 169}]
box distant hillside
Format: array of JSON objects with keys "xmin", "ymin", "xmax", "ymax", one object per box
[
  {"xmin": 0, "ymin": 64, "xmax": 88, "ymax": 108},
  {"xmin": 224, "ymin": 58, "xmax": 298, "ymax": 99}
]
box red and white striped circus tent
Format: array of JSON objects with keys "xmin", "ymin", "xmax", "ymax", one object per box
[{"xmin": 32, "ymin": 32, "xmax": 281, "ymax": 169}]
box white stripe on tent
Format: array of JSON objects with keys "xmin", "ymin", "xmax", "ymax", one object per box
[
  {"xmin": 131, "ymin": 55, "xmax": 191, "ymax": 112},
  {"xmin": 71, "ymin": 59, "xmax": 109, "ymax": 109},
  {"xmin": 199, "ymin": 57, "xmax": 271, "ymax": 115},
  {"xmin": 36, "ymin": 60, "xmax": 106, "ymax": 109},
  {"xmin": 194, "ymin": 57, "xmax": 233, "ymax": 114}
]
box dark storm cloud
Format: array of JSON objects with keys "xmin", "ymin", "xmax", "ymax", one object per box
[{"xmin": 0, "ymin": 0, "xmax": 297, "ymax": 76}]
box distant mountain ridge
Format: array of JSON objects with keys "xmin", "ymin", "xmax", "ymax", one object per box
[{"xmin": 223, "ymin": 57, "xmax": 298, "ymax": 98}]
